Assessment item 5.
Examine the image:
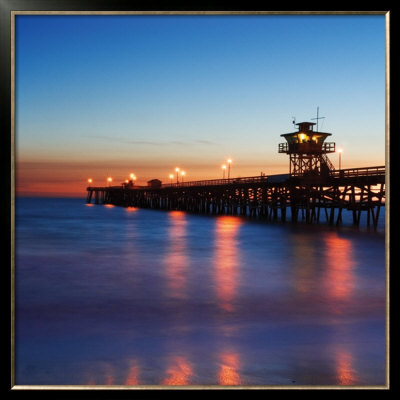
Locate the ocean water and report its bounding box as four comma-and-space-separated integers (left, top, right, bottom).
14, 197, 387, 387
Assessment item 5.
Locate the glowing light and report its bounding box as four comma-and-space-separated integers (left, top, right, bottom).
130, 173, 136, 179
163, 356, 193, 385
222, 164, 226, 169
214, 216, 242, 312
165, 211, 188, 299
336, 349, 357, 385
87, 178, 93, 184
226, 159, 232, 179
338, 149, 343, 169
299, 133, 306, 142
175, 167, 180, 172
125, 361, 140, 385
218, 352, 241, 385
323, 233, 355, 307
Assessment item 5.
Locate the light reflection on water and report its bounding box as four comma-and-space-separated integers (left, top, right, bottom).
164, 211, 190, 300
214, 216, 242, 313
335, 348, 357, 386
15, 198, 386, 386
323, 233, 356, 305
162, 356, 193, 385
218, 352, 241, 386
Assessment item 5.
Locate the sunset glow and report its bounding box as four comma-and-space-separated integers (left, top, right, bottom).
14, 14, 385, 197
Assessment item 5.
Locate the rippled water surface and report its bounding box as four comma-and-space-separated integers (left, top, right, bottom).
15, 197, 386, 386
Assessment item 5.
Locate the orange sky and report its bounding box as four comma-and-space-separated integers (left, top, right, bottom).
15, 150, 385, 198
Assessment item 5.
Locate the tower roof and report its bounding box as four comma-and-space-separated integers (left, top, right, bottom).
281, 121, 331, 138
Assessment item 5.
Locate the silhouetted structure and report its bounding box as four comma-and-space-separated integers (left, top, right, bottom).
147, 179, 162, 188
86, 124, 385, 229
279, 121, 335, 178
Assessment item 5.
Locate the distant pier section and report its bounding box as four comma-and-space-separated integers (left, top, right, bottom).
86, 122, 385, 229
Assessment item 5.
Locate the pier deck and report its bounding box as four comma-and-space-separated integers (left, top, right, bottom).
86, 166, 385, 229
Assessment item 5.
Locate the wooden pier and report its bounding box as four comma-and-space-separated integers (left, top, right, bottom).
86, 121, 385, 229
86, 165, 385, 229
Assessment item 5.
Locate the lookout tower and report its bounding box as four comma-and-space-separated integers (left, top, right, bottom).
278, 122, 336, 177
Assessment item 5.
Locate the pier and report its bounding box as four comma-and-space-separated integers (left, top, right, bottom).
86, 122, 385, 229
86, 166, 385, 229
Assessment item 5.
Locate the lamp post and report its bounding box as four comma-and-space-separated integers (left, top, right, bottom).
227, 158, 232, 180
222, 164, 226, 179
338, 149, 343, 170
175, 167, 180, 184
88, 178, 93, 186
107, 177, 112, 186
181, 170, 185, 183
169, 174, 174, 184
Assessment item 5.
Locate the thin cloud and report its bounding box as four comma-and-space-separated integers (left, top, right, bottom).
84, 135, 218, 147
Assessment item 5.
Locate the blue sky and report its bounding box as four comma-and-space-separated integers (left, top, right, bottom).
15, 14, 386, 195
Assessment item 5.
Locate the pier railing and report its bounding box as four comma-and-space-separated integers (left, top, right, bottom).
161, 174, 290, 188
87, 166, 385, 192
158, 166, 384, 188
329, 165, 385, 179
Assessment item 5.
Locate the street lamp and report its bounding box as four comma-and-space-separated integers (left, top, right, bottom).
227, 158, 232, 179
338, 149, 343, 170
88, 178, 93, 186
169, 174, 174, 184
181, 170, 185, 183
107, 177, 113, 186
222, 164, 226, 179
175, 167, 180, 184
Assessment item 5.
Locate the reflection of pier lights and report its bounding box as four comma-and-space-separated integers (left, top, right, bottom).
279, 121, 335, 177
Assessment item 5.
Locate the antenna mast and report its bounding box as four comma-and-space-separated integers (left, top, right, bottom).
311, 106, 325, 132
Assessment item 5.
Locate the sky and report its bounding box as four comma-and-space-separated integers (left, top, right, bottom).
15, 13, 386, 197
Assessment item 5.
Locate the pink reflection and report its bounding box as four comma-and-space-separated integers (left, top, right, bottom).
218, 352, 241, 385
125, 360, 140, 385
323, 233, 356, 303
164, 211, 189, 299
214, 216, 242, 312
336, 348, 357, 385
162, 356, 193, 385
